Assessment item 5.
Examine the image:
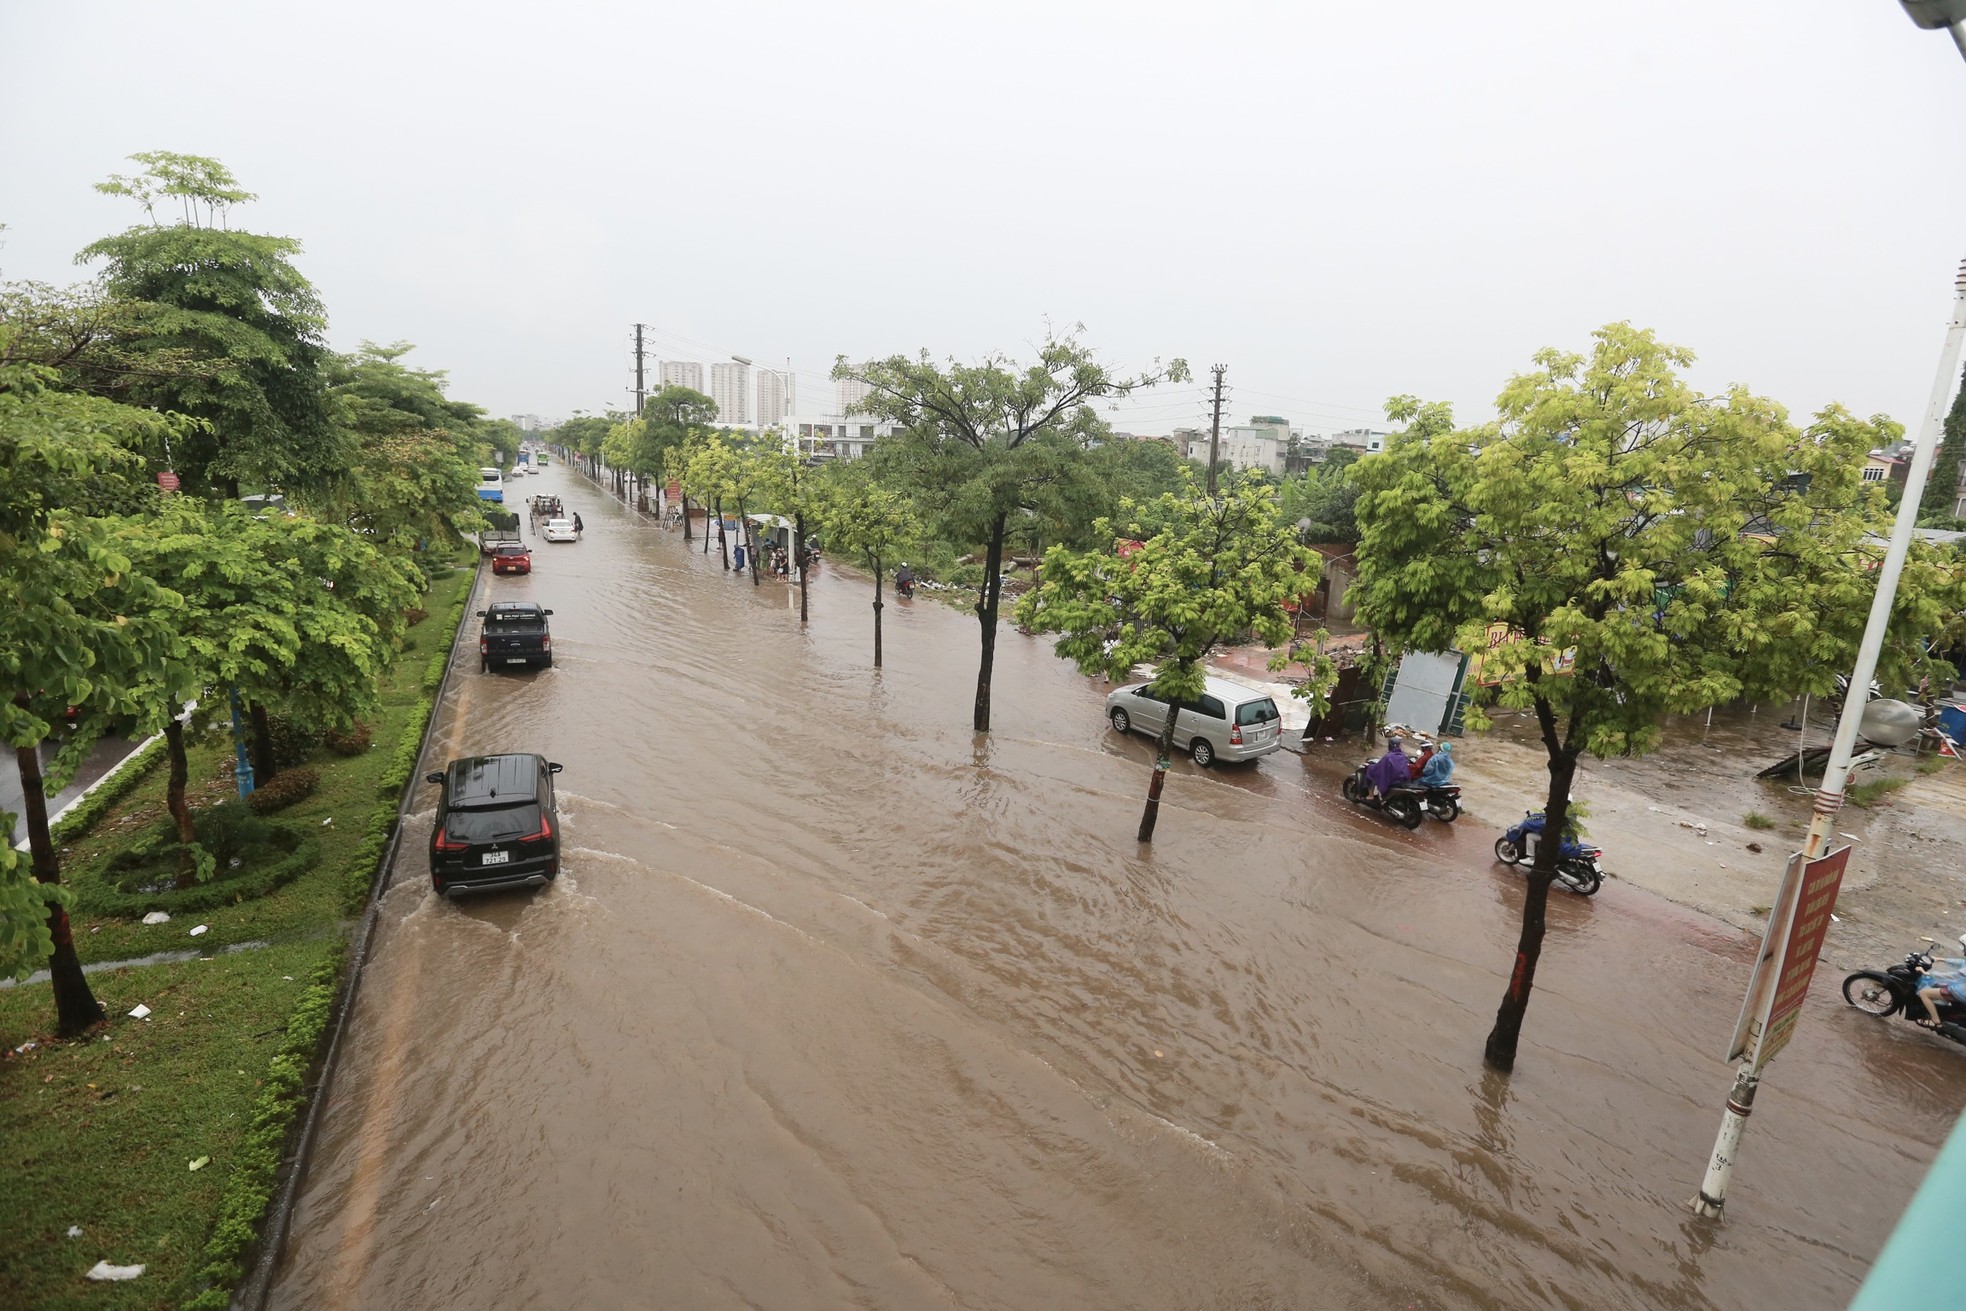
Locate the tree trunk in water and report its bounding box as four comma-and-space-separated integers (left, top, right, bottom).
164, 718, 197, 888
1483, 750, 1578, 1071
1136, 700, 1183, 842
248, 700, 278, 784
681, 493, 693, 541
741, 500, 760, 586
795, 513, 809, 624
873, 554, 885, 668
12, 697, 104, 1036
715, 498, 728, 568
972, 513, 1008, 733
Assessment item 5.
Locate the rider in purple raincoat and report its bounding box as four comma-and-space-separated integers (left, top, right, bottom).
1366, 737, 1411, 798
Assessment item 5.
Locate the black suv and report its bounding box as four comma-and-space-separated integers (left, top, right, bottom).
425, 753, 564, 897
478, 601, 553, 671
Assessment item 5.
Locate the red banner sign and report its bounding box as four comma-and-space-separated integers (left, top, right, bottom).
156, 470, 181, 492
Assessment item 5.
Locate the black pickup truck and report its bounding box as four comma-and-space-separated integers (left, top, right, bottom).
478, 601, 554, 671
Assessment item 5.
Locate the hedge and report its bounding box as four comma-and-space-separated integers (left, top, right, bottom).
180, 942, 347, 1310
80, 827, 321, 919
48, 734, 168, 849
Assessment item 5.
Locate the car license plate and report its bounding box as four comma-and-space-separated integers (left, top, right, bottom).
482, 850, 510, 865
506, 657, 527, 664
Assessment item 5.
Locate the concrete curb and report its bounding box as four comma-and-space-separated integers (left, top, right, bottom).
232, 556, 482, 1311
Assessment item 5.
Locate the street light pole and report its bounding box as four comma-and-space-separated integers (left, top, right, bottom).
1797, 261, 1966, 860
1691, 259, 1966, 1220
1900, 0, 1966, 62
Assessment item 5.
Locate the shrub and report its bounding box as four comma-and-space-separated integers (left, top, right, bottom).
944, 562, 987, 590
264, 713, 322, 768
85, 815, 318, 916
323, 721, 373, 756
403, 605, 430, 626
247, 766, 319, 815
1743, 811, 1776, 830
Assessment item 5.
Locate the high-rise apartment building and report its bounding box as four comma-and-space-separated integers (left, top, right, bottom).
836, 377, 873, 416
659, 360, 704, 392
710, 362, 751, 425
756, 369, 794, 428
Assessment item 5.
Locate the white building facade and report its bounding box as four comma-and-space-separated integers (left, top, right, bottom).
756, 369, 794, 428
710, 362, 751, 425
659, 360, 704, 392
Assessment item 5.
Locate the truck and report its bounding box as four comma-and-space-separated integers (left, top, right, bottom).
477, 509, 522, 554
477, 602, 554, 671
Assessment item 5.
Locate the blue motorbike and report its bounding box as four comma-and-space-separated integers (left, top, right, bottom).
1493, 811, 1603, 896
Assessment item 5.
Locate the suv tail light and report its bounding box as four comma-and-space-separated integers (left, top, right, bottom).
434, 827, 471, 852
479, 637, 487, 654
520, 814, 554, 844
541, 636, 551, 651
1230, 724, 1244, 745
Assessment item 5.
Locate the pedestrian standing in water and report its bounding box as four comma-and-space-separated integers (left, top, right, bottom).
573, 512, 584, 536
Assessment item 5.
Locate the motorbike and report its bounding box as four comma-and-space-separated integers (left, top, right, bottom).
1420, 783, 1461, 823
895, 576, 915, 599
1842, 936, 1966, 1045
1493, 811, 1603, 895
1340, 761, 1425, 830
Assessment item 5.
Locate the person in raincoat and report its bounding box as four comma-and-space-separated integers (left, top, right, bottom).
1419, 740, 1455, 788
1365, 736, 1411, 798
1915, 956, 1966, 1029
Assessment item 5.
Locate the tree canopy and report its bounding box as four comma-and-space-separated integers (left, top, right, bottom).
835, 331, 1189, 731
77, 153, 342, 497
1349, 322, 1964, 1069
1017, 472, 1326, 839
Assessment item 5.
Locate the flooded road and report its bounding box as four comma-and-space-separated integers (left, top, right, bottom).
269, 465, 1964, 1310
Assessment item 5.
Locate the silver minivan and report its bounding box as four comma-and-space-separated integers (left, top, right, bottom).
1104, 675, 1284, 765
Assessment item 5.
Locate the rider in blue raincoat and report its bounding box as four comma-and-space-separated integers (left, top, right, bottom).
1418, 740, 1455, 788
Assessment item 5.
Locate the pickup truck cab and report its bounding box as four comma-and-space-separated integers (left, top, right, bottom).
478, 601, 554, 671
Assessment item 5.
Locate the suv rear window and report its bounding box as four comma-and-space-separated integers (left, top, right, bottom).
1236, 698, 1280, 726
1192, 695, 1227, 720
446, 803, 543, 843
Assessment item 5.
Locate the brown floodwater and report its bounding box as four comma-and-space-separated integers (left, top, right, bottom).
267, 466, 1965, 1311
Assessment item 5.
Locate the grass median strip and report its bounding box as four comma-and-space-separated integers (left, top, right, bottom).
0, 553, 474, 1310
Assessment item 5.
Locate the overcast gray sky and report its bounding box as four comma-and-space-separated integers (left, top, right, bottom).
5, 1, 1964, 439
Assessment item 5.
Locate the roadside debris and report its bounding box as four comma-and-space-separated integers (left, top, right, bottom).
188, 925, 208, 937
127, 1004, 151, 1020
140, 911, 170, 925
188, 1155, 210, 1172
85, 1261, 144, 1281
65, 1226, 82, 1239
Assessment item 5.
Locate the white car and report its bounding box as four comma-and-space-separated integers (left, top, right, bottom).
1104, 675, 1284, 765
541, 518, 579, 542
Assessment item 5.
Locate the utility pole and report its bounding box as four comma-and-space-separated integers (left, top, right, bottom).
632, 323, 648, 416
1206, 364, 1227, 495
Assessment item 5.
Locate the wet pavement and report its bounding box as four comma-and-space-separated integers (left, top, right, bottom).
5, 732, 142, 850
266, 465, 1965, 1311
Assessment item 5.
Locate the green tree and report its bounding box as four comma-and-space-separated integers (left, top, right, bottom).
78, 152, 343, 499
305, 342, 486, 563
117, 501, 301, 883
1279, 456, 1362, 545
1918, 361, 1966, 527
0, 348, 191, 1032
231, 514, 421, 781
753, 442, 827, 622
835, 333, 1188, 731
1016, 472, 1327, 840
1349, 324, 1951, 1071
815, 462, 923, 665
677, 431, 738, 567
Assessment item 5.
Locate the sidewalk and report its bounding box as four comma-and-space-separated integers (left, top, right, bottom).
1201, 636, 1966, 968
